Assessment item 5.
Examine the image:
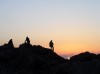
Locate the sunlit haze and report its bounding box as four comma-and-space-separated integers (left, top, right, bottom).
0, 0, 100, 58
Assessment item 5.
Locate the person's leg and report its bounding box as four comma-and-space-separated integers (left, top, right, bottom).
52, 46, 54, 51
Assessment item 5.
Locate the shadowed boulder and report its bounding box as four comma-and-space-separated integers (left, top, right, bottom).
0, 43, 67, 74
70, 51, 97, 62
0, 43, 100, 74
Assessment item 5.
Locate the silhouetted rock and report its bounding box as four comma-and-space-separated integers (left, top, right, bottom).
0, 43, 67, 74
19, 43, 32, 48
0, 43, 100, 74
70, 51, 97, 62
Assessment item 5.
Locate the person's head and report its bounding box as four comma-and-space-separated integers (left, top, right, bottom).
26, 36, 28, 38
10, 39, 12, 41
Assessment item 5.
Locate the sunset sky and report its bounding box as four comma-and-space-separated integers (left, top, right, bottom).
0, 0, 100, 58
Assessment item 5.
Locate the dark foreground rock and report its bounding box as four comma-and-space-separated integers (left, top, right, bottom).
0, 43, 67, 74
0, 43, 100, 74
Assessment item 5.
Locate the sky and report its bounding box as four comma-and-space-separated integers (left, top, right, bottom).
0, 0, 100, 58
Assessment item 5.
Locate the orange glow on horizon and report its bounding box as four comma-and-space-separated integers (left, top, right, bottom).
54, 43, 100, 57
0, 39, 100, 57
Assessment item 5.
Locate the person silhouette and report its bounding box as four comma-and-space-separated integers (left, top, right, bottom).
25, 37, 30, 44
8, 39, 14, 48
49, 40, 54, 51
8, 39, 13, 44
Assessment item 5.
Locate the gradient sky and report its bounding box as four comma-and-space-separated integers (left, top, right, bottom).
0, 0, 100, 58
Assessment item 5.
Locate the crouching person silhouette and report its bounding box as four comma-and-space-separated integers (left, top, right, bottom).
49, 40, 54, 51
25, 37, 30, 44
8, 39, 14, 48
23, 37, 31, 48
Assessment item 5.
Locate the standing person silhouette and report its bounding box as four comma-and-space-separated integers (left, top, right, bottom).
49, 40, 54, 51
25, 37, 30, 44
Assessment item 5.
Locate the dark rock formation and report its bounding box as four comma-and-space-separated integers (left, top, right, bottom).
0, 43, 100, 74
0, 43, 67, 74
70, 51, 97, 62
